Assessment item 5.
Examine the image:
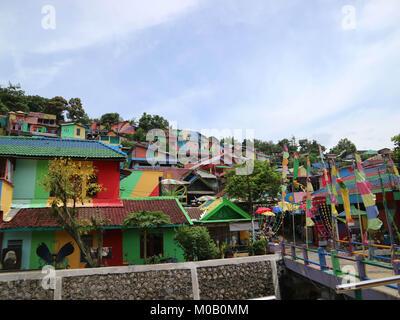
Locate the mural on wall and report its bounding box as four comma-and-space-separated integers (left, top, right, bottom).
36, 242, 74, 268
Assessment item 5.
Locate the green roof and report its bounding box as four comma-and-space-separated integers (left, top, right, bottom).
200, 198, 251, 222
0, 136, 126, 160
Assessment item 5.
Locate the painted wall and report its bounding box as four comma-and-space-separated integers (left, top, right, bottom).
0, 180, 13, 216
2, 231, 32, 270
61, 125, 86, 139
93, 161, 121, 203
122, 228, 184, 265
55, 230, 84, 269
29, 230, 55, 269
11, 159, 121, 208
120, 171, 161, 198
102, 229, 123, 266
13, 159, 37, 200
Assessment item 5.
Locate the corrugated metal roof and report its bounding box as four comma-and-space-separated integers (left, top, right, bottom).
0, 136, 126, 160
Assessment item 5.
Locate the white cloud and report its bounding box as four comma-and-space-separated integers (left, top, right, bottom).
34, 0, 204, 54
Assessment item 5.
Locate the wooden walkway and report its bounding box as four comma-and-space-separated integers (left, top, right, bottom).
287, 245, 400, 298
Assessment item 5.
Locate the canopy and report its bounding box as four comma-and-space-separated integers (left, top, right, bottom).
338, 205, 367, 217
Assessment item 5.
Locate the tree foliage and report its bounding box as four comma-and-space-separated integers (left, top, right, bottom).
100, 112, 121, 130
138, 112, 169, 132
66, 98, 90, 124
329, 138, 357, 158
224, 160, 281, 203
392, 134, 400, 164
174, 226, 219, 261
122, 210, 171, 264
39, 158, 106, 268
44, 96, 69, 122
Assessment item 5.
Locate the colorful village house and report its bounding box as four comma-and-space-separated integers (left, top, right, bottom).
127, 141, 180, 168
0, 136, 125, 269
185, 198, 253, 254
6, 111, 60, 138
60, 122, 87, 140
0, 197, 192, 269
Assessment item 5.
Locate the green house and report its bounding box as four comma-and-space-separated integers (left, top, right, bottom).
185, 198, 252, 249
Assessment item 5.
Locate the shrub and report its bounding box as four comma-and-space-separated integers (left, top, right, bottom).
248, 239, 267, 256
174, 226, 219, 261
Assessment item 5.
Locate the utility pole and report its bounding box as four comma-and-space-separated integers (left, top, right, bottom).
247, 164, 255, 241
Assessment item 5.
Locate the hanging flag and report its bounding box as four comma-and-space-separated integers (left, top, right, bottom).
354, 153, 382, 231
306, 156, 314, 227
337, 177, 354, 225
293, 152, 299, 180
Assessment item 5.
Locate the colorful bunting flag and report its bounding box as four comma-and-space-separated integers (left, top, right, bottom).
354, 153, 382, 231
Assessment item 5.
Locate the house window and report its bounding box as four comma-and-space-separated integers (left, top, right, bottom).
76, 128, 81, 136
140, 233, 163, 258
0, 159, 14, 183
80, 235, 94, 263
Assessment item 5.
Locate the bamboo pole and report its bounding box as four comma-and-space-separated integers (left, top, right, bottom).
353, 159, 366, 253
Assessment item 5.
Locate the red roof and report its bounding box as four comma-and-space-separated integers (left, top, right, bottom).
185, 207, 203, 221
0, 199, 190, 230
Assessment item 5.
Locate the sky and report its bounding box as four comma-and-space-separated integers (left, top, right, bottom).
0, 0, 399, 150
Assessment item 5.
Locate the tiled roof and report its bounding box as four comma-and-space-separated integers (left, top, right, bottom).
0, 136, 126, 160
0, 198, 191, 230
185, 207, 203, 221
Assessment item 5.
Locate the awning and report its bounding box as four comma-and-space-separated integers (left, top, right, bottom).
229, 222, 259, 232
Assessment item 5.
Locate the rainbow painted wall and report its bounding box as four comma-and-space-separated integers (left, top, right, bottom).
11, 159, 122, 209
120, 171, 162, 198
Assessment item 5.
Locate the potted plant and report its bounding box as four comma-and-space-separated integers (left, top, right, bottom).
318, 234, 327, 247
122, 253, 129, 266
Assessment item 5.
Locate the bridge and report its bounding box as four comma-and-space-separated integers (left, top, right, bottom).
277, 240, 400, 300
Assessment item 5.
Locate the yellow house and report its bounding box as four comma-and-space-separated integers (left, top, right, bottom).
60, 123, 86, 140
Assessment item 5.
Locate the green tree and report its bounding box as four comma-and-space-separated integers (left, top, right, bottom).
138, 112, 169, 132
0, 82, 29, 112
330, 138, 357, 158
44, 96, 68, 121
66, 98, 90, 124
174, 226, 219, 261
122, 210, 171, 264
26, 95, 48, 113
39, 158, 106, 268
391, 134, 400, 165
224, 160, 281, 203
100, 112, 121, 130
131, 127, 147, 142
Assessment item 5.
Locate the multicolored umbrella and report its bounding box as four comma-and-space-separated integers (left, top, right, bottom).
161, 179, 189, 185
197, 196, 216, 202
255, 207, 272, 214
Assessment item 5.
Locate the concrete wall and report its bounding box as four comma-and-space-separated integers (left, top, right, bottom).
0, 254, 281, 300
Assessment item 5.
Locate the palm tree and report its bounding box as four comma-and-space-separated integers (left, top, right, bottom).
122, 210, 171, 264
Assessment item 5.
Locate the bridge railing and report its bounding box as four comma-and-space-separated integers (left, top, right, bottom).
334, 239, 400, 262
280, 242, 400, 294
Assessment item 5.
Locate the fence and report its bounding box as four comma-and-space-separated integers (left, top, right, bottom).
281, 241, 400, 298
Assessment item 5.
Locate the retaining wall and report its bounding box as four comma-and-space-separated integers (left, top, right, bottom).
0, 254, 281, 300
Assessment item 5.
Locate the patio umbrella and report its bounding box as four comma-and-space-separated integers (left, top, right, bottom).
160, 179, 188, 185
255, 207, 271, 214
197, 196, 216, 202
272, 206, 282, 214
